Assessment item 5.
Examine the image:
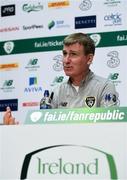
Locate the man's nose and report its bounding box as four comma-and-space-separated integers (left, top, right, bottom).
63, 54, 71, 63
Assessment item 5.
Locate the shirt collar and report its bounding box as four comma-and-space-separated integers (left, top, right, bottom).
67, 70, 94, 86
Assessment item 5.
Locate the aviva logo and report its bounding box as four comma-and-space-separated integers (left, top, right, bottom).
24, 77, 43, 93
20, 144, 118, 179
29, 77, 37, 86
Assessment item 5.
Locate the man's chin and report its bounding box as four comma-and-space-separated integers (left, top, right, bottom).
64, 72, 72, 77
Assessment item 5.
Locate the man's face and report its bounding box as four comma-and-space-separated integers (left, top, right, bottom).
62, 43, 92, 78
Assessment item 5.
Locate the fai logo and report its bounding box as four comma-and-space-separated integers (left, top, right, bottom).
30, 112, 42, 122
90, 34, 101, 46
85, 96, 95, 107
3, 41, 14, 54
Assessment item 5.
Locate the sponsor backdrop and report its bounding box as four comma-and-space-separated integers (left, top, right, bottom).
0, 1, 127, 179
0, 0, 127, 123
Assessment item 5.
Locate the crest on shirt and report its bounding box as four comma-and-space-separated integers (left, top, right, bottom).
85, 96, 96, 107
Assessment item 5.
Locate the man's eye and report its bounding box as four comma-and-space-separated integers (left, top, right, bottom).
72, 53, 77, 55
63, 52, 67, 56
70, 53, 77, 56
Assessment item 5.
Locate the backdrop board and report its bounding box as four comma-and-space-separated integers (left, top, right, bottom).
0, 0, 127, 123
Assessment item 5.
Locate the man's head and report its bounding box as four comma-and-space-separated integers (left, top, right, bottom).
62, 33, 95, 84
63, 32, 95, 55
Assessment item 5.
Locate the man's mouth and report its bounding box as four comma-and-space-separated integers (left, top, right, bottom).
64, 65, 72, 69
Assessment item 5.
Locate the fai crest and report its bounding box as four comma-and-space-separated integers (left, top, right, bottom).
90, 34, 101, 46
3, 41, 14, 54
85, 96, 95, 107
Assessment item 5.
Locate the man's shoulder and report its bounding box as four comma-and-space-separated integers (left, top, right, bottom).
89, 72, 114, 89
91, 73, 110, 84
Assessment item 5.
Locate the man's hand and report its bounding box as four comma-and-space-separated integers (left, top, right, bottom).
3, 107, 19, 125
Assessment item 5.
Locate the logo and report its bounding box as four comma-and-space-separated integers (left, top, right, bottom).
0, 63, 18, 71
22, 3, 43, 13
1, 4, 15, 17
29, 77, 37, 86
3, 41, 14, 54
24, 77, 43, 93
51, 76, 64, 86
52, 55, 63, 71
22, 102, 39, 107
104, 0, 121, 7
104, 94, 118, 106
48, 21, 55, 29
75, 15, 96, 29
48, 1, 70, 8
20, 144, 118, 179
25, 58, 40, 71
0, 26, 19, 33
0, 80, 15, 92
104, 13, 122, 26
48, 20, 70, 30
79, 0, 92, 11
108, 73, 119, 81
3, 80, 13, 87
30, 112, 42, 122
108, 73, 121, 86
107, 51, 120, 68
0, 99, 18, 112
90, 34, 101, 46
85, 96, 95, 107
23, 24, 44, 30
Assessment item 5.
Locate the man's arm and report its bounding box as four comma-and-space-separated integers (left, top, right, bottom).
100, 81, 119, 107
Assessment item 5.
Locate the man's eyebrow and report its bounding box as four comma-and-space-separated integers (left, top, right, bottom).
63, 50, 78, 53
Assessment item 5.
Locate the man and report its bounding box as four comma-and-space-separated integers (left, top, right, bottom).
51, 32, 118, 108
3, 32, 118, 124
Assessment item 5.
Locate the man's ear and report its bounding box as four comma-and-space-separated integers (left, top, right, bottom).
87, 54, 94, 65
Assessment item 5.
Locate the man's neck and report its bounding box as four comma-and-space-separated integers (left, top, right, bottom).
71, 70, 90, 86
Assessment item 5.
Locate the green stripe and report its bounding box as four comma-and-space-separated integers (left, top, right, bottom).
25, 107, 127, 124
0, 30, 127, 55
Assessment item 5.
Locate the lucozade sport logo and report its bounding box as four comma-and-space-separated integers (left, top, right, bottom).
20, 144, 118, 179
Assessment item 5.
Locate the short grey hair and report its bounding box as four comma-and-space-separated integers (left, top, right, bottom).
63, 32, 95, 55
